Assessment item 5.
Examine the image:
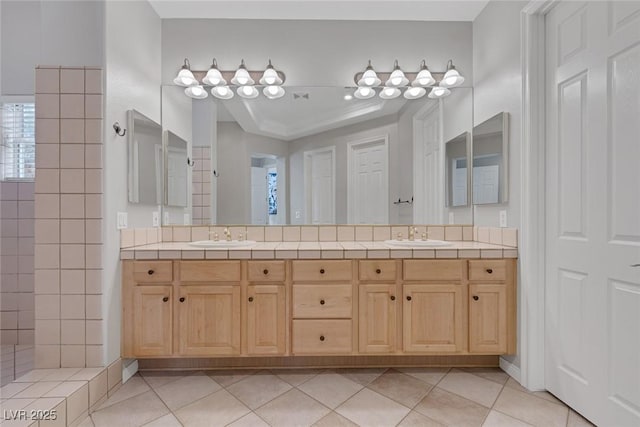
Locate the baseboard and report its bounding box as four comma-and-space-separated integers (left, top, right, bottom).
500, 356, 521, 383
122, 359, 139, 383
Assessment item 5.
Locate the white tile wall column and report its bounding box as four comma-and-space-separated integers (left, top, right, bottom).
34, 66, 104, 368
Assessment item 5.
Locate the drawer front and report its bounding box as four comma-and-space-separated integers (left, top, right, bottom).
292, 260, 352, 282
292, 320, 352, 354
468, 260, 507, 281
248, 261, 286, 282
293, 285, 352, 318
403, 260, 463, 281
359, 260, 397, 282
180, 261, 241, 282
133, 261, 173, 283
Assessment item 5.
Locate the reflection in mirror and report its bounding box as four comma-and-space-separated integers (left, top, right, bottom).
165, 131, 189, 207
445, 132, 470, 207
127, 110, 162, 205
473, 112, 508, 205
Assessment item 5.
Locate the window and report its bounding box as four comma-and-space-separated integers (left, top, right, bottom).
1, 103, 36, 181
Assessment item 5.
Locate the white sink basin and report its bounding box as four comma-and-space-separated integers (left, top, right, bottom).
384, 239, 452, 248
189, 240, 257, 248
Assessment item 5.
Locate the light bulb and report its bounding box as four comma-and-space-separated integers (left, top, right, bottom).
259, 60, 284, 86
231, 60, 255, 86
242, 86, 253, 96
440, 61, 464, 88
237, 85, 259, 99
184, 85, 208, 99
173, 68, 197, 87
267, 86, 279, 95
263, 85, 285, 99
380, 87, 401, 99
344, 94, 353, 100
211, 86, 234, 99
428, 86, 451, 98
357, 61, 381, 87
202, 59, 226, 86
412, 61, 436, 87
403, 87, 426, 99
354, 87, 375, 99
386, 62, 409, 87
364, 76, 375, 86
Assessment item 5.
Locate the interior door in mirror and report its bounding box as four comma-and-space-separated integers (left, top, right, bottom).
473, 112, 509, 205
128, 110, 163, 205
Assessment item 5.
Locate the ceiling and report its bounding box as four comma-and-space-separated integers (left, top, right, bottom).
149, 0, 490, 21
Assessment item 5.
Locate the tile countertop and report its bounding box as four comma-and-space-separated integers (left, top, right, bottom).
120, 241, 518, 260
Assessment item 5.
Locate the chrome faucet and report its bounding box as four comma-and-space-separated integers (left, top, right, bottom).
209, 231, 219, 241
409, 226, 418, 241
223, 227, 232, 241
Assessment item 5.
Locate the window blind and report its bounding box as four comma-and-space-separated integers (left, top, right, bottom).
1, 103, 35, 181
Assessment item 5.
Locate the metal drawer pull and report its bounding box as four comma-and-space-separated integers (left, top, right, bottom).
148, 269, 154, 275
319, 335, 325, 341
263, 269, 269, 275
162, 297, 169, 302
486, 268, 493, 274
390, 295, 396, 301
406, 296, 412, 301
248, 297, 254, 302
376, 268, 381, 274
320, 268, 325, 274
320, 299, 325, 305
473, 295, 479, 301
179, 297, 185, 302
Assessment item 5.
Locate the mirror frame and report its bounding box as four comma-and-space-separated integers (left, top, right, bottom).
472, 111, 509, 205
164, 130, 190, 208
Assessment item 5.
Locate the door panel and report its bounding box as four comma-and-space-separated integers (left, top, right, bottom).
359, 284, 397, 353
349, 139, 389, 224
132, 286, 172, 356
247, 285, 286, 355
469, 284, 507, 354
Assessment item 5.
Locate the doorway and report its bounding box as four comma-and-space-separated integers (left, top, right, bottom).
347, 135, 389, 224
303, 146, 336, 224
413, 102, 443, 223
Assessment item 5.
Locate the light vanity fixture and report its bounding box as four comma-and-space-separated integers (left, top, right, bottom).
173, 58, 286, 100
351, 59, 465, 100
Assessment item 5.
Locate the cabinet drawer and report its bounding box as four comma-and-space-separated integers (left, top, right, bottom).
292, 260, 352, 282
180, 261, 241, 282
468, 260, 507, 281
359, 260, 397, 282
292, 320, 352, 354
403, 260, 463, 281
293, 285, 352, 318
248, 261, 285, 282
133, 261, 173, 283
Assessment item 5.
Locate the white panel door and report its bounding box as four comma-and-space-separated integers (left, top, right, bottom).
545, 2, 640, 426
349, 138, 389, 224
306, 148, 335, 224
250, 166, 267, 225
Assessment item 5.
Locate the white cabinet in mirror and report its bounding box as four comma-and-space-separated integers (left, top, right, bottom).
160, 85, 475, 225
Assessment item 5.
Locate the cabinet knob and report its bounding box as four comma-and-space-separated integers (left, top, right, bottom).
263, 269, 269, 275
162, 297, 169, 302
320, 268, 325, 274
248, 297, 254, 302
319, 335, 325, 341
406, 296, 412, 301
473, 295, 479, 301
320, 299, 325, 305
376, 268, 381, 274
486, 268, 493, 274
390, 295, 396, 301
179, 297, 185, 302
147, 269, 154, 275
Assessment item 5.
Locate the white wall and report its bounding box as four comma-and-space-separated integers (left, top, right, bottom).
103, 0, 161, 365
0, 0, 104, 96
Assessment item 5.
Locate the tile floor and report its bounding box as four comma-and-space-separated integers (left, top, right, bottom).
77, 367, 594, 427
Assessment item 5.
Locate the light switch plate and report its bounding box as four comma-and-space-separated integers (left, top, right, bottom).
449, 212, 455, 224
499, 210, 508, 227
117, 212, 128, 229
152, 211, 160, 227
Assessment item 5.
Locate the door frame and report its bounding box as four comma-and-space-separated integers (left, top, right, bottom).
517, 0, 557, 391
303, 146, 336, 224
346, 134, 390, 224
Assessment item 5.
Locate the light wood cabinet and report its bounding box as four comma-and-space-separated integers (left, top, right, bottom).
246, 285, 286, 355
469, 284, 507, 353
358, 284, 397, 353
403, 284, 464, 353
178, 285, 241, 356
132, 285, 173, 356
293, 284, 352, 318
292, 319, 352, 354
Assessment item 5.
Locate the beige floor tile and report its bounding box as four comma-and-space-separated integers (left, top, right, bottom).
336, 388, 411, 427
504, 377, 528, 392
256, 389, 330, 427
335, 368, 387, 386
298, 372, 363, 409
273, 368, 322, 386
437, 369, 504, 407
206, 369, 258, 387
397, 410, 445, 427
0, 382, 31, 399
140, 371, 187, 390
312, 411, 359, 427
462, 368, 511, 385
493, 386, 568, 427
142, 413, 183, 427
154, 372, 221, 411
91, 390, 169, 427
226, 371, 292, 410
174, 389, 250, 427
482, 410, 533, 426
97, 375, 150, 410
567, 409, 595, 427
504, 377, 567, 406
414, 387, 490, 426
367, 370, 434, 408
397, 367, 449, 385
227, 412, 270, 427
14, 381, 61, 398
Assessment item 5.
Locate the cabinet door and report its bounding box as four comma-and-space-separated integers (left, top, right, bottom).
247, 285, 286, 355
178, 285, 241, 356
403, 284, 464, 353
469, 284, 507, 353
132, 285, 173, 356
359, 284, 397, 353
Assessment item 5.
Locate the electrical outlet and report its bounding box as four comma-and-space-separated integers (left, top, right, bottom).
499, 210, 508, 227
152, 211, 160, 227
295, 210, 301, 219
164, 212, 170, 225
117, 212, 128, 229
449, 212, 455, 224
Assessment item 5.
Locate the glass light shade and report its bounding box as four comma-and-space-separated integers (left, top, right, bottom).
354, 87, 375, 99
203, 68, 225, 86
357, 62, 381, 87
413, 69, 436, 87
263, 85, 285, 99
379, 87, 401, 99
259, 61, 283, 86
184, 85, 208, 99
386, 69, 409, 87
237, 85, 259, 99
428, 86, 451, 99
441, 69, 464, 88
173, 68, 198, 87
343, 94, 353, 101
403, 86, 426, 99
231, 61, 255, 86
211, 85, 234, 99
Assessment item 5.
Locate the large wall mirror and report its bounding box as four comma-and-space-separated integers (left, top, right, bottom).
127, 110, 163, 205
473, 112, 509, 205
160, 85, 474, 225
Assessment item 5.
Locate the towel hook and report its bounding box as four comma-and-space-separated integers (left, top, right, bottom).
113, 122, 126, 137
